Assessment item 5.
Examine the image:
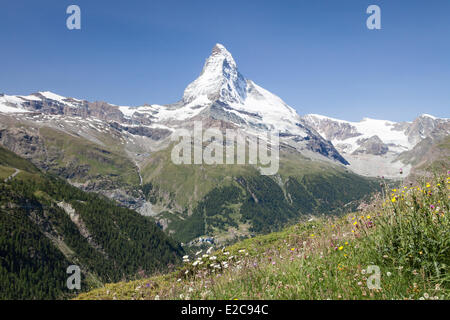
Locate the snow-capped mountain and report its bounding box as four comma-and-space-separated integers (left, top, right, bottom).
302, 114, 450, 178
0, 44, 346, 165
118, 44, 315, 136
1, 43, 448, 182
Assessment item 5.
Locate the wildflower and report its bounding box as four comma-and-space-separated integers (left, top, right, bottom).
361, 269, 366, 275
185, 270, 189, 275
290, 248, 295, 251
182, 255, 189, 260
423, 293, 429, 299
338, 246, 344, 251
366, 215, 371, 219
391, 197, 397, 203
154, 295, 160, 300
310, 234, 315, 237
345, 242, 348, 245
386, 272, 392, 277
353, 221, 357, 225
419, 251, 423, 255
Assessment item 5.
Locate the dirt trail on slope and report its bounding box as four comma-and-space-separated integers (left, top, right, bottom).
3, 168, 20, 182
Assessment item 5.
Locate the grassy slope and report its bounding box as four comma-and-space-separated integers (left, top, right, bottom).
77, 172, 449, 300
398, 136, 450, 179
38, 127, 140, 187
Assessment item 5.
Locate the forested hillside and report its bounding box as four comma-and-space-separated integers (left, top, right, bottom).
0, 146, 183, 299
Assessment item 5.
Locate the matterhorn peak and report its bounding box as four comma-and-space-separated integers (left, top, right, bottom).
209, 43, 236, 68
182, 43, 247, 105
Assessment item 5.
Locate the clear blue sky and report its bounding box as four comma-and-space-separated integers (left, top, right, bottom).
1, 0, 449, 121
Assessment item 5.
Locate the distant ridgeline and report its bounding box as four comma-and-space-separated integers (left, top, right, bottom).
0, 146, 183, 299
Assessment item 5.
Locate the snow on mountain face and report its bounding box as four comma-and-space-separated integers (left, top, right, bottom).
302, 114, 450, 178
0, 95, 32, 113
303, 114, 413, 154
180, 44, 304, 135
183, 43, 247, 105
0, 91, 85, 114
119, 44, 308, 137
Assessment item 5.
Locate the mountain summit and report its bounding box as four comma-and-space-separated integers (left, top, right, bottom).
183, 43, 247, 105
176, 44, 311, 138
